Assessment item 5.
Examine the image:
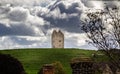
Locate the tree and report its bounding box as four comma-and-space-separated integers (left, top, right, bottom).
0, 53, 26, 74
81, 6, 120, 69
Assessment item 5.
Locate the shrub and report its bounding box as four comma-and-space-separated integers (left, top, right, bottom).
52, 61, 66, 74
0, 53, 26, 74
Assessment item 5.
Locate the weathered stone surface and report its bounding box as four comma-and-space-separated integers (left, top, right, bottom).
70, 57, 94, 74
43, 64, 55, 74
52, 30, 64, 48
116, 69, 120, 74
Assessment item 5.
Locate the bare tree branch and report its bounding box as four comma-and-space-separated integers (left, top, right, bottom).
81, 6, 120, 69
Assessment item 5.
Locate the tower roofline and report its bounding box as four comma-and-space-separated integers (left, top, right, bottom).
52, 29, 64, 34
52, 30, 57, 35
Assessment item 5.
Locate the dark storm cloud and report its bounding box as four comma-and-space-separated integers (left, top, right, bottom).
0, 23, 38, 36
42, 14, 82, 33
37, 0, 85, 33
49, 1, 81, 14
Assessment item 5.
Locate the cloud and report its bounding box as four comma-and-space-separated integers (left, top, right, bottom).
0, 0, 100, 37
0, 6, 45, 36
64, 32, 88, 48
65, 32, 97, 49
0, 6, 10, 14
0, 22, 44, 36
37, 0, 86, 33
0, 36, 18, 49
0, 0, 119, 49
0, 0, 55, 6
8, 7, 29, 22
0, 36, 50, 50
81, 0, 120, 10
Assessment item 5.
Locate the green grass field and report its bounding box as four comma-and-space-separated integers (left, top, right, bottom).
0, 48, 107, 74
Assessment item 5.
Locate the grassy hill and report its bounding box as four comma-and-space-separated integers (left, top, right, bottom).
0, 48, 106, 74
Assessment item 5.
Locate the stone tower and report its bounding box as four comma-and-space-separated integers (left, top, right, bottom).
52, 30, 64, 48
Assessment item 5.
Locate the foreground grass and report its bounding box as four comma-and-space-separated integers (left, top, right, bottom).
0, 48, 106, 74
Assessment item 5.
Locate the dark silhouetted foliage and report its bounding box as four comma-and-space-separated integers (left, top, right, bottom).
0, 53, 26, 74
37, 67, 43, 74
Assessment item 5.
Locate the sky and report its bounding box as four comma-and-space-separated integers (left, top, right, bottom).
0, 0, 119, 50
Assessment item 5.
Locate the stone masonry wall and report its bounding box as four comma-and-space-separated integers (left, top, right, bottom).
52, 30, 64, 48
71, 62, 94, 74
43, 65, 55, 74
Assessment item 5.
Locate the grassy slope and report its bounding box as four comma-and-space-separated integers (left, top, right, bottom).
0, 48, 103, 74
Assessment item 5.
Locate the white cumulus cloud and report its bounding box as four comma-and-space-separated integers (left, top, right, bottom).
0, 0, 119, 50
